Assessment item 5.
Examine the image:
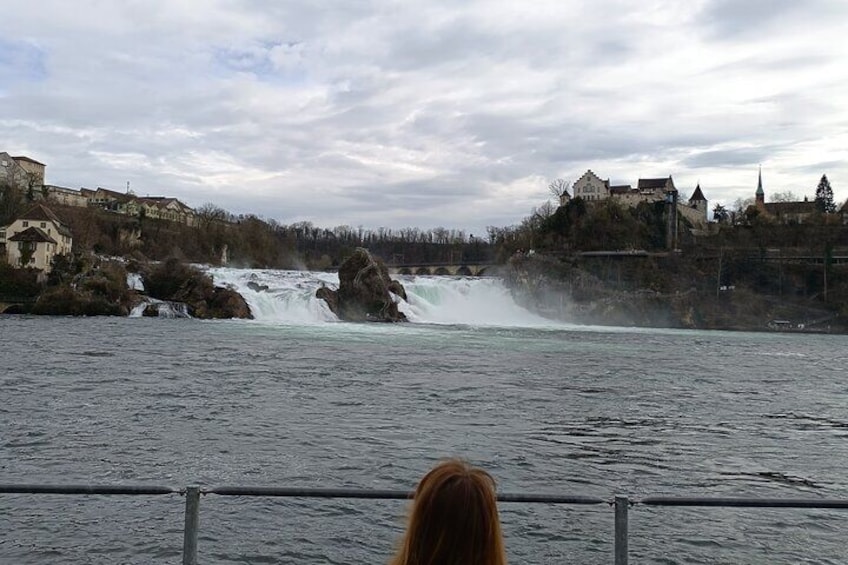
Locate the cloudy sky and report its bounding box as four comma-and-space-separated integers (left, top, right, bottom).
3, 0, 847, 235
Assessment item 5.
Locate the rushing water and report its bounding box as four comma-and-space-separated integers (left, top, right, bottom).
2, 269, 848, 564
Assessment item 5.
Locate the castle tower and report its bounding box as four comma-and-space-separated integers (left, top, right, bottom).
755, 166, 765, 209
689, 183, 708, 218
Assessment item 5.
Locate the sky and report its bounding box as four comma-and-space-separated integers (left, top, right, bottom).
2, 0, 848, 236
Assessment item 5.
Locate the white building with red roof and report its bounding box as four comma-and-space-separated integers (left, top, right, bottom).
1, 203, 73, 272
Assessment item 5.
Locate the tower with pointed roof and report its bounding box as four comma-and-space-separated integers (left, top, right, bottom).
688, 183, 708, 222
755, 166, 765, 209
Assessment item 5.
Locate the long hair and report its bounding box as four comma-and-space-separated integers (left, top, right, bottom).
389, 458, 507, 565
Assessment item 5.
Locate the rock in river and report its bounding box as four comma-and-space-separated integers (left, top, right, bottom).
316, 248, 407, 322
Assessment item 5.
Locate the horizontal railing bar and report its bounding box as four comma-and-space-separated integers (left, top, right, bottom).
0, 484, 177, 495
4, 485, 848, 511
500, 493, 605, 505
640, 496, 848, 509
206, 486, 605, 505
208, 487, 412, 499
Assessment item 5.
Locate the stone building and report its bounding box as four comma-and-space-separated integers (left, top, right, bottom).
11, 155, 46, 186
570, 169, 709, 226
0, 152, 43, 192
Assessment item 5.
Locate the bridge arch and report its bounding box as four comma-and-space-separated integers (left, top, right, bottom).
386, 262, 496, 277
456, 266, 472, 276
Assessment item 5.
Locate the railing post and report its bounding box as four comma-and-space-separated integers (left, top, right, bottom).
182, 486, 200, 565
614, 495, 628, 565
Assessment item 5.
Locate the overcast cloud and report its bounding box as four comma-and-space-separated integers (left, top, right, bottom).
3, 0, 847, 234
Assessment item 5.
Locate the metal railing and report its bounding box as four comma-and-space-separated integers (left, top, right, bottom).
3, 484, 848, 565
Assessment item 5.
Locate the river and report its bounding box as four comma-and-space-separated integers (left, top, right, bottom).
2, 269, 847, 564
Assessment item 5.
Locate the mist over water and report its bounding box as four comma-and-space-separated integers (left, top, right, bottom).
4, 267, 848, 564
207, 268, 559, 328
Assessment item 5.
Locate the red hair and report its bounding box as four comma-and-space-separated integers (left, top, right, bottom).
390, 459, 507, 565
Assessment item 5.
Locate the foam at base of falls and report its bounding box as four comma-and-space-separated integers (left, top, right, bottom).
205, 267, 559, 328
400, 277, 553, 326
129, 298, 191, 318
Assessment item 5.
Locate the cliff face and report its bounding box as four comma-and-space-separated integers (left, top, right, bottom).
503, 252, 847, 333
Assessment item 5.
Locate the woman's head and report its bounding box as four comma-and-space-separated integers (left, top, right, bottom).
391, 458, 507, 565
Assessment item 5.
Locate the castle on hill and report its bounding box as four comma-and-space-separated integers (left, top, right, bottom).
561, 169, 709, 228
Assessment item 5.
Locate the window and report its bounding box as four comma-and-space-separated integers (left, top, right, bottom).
41, 222, 46, 228
22, 221, 29, 227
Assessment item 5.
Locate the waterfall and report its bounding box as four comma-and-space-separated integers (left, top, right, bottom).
205, 267, 558, 328
129, 298, 191, 318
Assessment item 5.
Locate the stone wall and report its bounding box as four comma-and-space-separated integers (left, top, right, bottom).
0, 152, 30, 190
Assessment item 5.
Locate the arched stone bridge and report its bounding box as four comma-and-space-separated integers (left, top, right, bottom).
386, 262, 497, 276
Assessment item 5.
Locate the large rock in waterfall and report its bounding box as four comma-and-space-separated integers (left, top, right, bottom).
141, 258, 253, 319
317, 248, 407, 322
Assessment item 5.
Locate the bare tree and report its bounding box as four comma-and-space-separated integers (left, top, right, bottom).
770, 190, 800, 203
548, 178, 571, 204
196, 202, 229, 229
730, 197, 755, 225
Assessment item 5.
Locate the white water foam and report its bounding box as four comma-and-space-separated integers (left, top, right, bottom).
400, 276, 554, 327
205, 267, 559, 328
207, 268, 339, 325
126, 273, 144, 291
129, 298, 191, 318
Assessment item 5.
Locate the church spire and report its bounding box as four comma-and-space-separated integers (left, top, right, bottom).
755, 166, 765, 207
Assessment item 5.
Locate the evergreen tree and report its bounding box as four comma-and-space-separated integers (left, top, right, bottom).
815, 174, 836, 213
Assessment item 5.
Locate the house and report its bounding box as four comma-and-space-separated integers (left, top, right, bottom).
1, 203, 73, 272
84, 187, 197, 226
762, 200, 818, 223
136, 197, 196, 225
86, 186, 135, 211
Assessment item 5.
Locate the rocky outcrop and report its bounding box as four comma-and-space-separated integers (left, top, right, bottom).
31, 260, 134, 316
142, 258, 252, 319
316, 248, 407, 322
